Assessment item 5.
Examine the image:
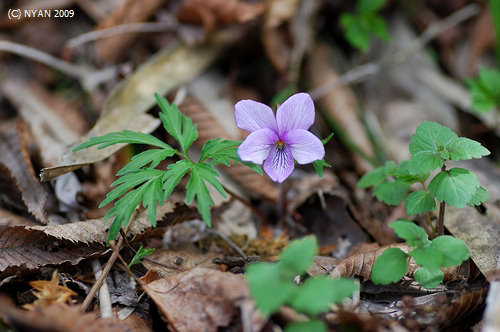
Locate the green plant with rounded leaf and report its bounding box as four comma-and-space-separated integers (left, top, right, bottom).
340, 0, 391, 52
372, 220, 469, 289
466, 67, 500, 128
358, 121, 490, 236
245, 236, 358, 332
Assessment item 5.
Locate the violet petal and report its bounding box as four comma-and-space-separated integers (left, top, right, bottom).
234, 100, 278, 132
263, 144, 294, 183
238, 128, 277, 164
276, 93, 315, 135
283, 129, 325, 164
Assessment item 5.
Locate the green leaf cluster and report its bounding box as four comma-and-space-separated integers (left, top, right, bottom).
357, 121, 490, 215
245, 236, 358, 332
312, 133, 334, 178
372, 220, 470, 288
466, 67, 500, 112
74, 93, 261, 242
340, 0, 390, 52
128, 245, 155, 268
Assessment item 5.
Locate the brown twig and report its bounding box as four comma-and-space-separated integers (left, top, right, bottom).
0, 40, 116, 92
80, 220, 134, 313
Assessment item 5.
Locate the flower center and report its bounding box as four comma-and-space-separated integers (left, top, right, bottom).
277, 139, 285, 150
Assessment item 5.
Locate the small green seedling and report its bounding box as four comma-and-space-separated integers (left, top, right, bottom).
372, 220, 469, 289
358, 121, 490, 235
245, 236, 358, 332
128, 245, 155, 269
74, 93, 262, 242
466, 67, 500, 127
340, 0, 391, 52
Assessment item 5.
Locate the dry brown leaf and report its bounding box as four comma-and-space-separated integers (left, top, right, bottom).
179, 96, 280, 201
0, 208, 38, 227
261, 0, 300, 75
0, 300, 146, 332
177, 0, 264, 37
467, 8, 495, 75
142, 267, 252, 332
436, 286, 488, 329
329, 243, 467, 282
41, 30, 240, 182
23, 270, 77, 310
0, 202, 184, 278
142, 249, 220, 276
0, 120, 48, 223
0, 80, 85, 167
306, 43, 374, 173
95, 0, 165, 62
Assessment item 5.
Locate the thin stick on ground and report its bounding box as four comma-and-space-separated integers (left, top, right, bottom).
80, 220, 134, 313
0, 40, 116, 91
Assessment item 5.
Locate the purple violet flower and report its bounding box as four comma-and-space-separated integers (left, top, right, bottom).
235, 92, 325, 183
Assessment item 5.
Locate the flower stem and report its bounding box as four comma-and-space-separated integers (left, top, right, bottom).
221, 184, 271, 225
436, 164, 447, 236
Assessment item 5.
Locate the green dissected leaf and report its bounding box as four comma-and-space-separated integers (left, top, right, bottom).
430, 236, 470, 267
389, 220, 430, 247
105, 170, 164, 241
366, 14, 390, 40
117, 148, 176, 175
358, 0, 387, 13
99, 169, 164, 241
372, 248, 408, 285
155, 93, 198, 153
408, 151, 444, 175
128, 245, 155, 268
429, 168, 480, 208
340, 13, 371, 52
358, 161, 400, 189
163, 160, 193, 201
289, 277, 357, 315
279, 236, 318, 278
201, 139, 263, 174
245, 263, 296, 316
186, 163, 226, 227
373, 179, 410, 205
414, 267, 444, 289
467, 186, 490, 206
446, 137, 490, 161
199, 139, 239, 165
313, 159, 332, 178
409, 247, 443, 270
405, 191, 436, 216
285, 320, 327, 332
73, 130, 173, 151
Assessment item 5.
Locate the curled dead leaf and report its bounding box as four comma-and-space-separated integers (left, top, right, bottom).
0, 119, 47, 223
23, 270, 77, 310
177, 0, 264, 37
